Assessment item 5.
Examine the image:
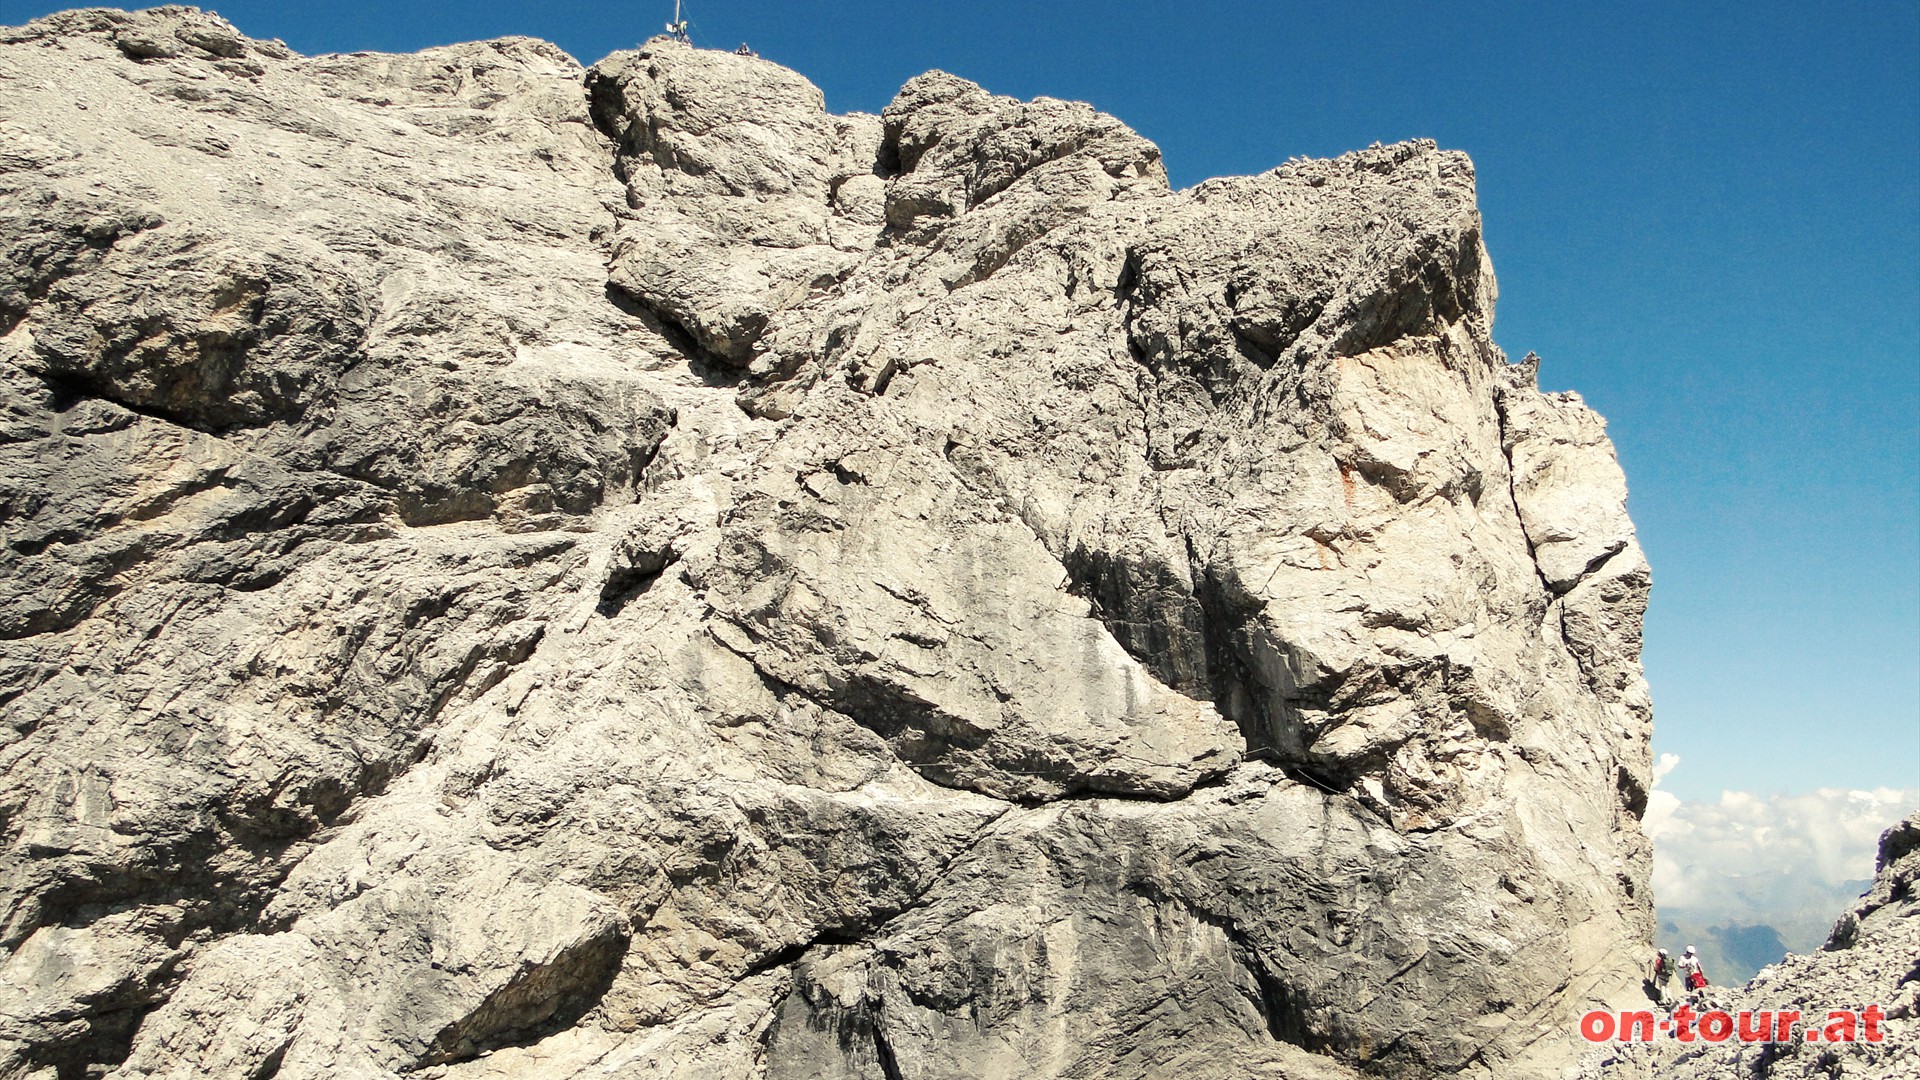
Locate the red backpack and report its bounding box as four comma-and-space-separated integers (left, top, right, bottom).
1686, 971, 1708, 991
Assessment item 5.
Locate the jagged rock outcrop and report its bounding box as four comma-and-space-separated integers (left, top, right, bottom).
1580, 812, 1920, 1080
0, 7, 1658, 1078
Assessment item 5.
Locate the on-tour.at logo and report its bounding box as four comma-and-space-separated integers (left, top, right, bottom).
1579, 1005, 1887, 1044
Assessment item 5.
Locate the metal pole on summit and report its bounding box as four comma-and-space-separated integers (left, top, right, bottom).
667, 0, 691, 43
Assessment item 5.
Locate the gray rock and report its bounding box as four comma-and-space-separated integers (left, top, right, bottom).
0, 7, 1672, 1078
591, 42, 868, 366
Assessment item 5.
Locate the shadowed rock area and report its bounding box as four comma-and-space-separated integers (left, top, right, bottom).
1, 7, 1661, 1078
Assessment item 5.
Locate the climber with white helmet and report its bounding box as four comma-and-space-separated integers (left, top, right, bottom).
1678, 945, 1709, 1003
1649, 947, 1675, 1006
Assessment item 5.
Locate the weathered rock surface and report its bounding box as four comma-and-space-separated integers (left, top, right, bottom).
1580, 812, 1920, 1080
0, 7, 1659, 1078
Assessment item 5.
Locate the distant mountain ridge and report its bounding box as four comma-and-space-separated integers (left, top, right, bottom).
1585, 812, 1920, 1078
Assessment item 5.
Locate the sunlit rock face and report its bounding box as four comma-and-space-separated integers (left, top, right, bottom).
0, 7, 1655, 1078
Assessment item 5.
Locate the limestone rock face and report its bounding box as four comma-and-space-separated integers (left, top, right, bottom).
0, 8, 1658, 1078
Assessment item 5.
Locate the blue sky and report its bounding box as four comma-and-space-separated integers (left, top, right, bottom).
11, 0, 1917, 802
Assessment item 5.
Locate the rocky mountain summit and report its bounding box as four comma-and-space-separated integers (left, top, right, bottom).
0, 7, 1659, 1078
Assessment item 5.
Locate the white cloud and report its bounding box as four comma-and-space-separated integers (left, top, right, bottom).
1644, 759, 1917, 951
